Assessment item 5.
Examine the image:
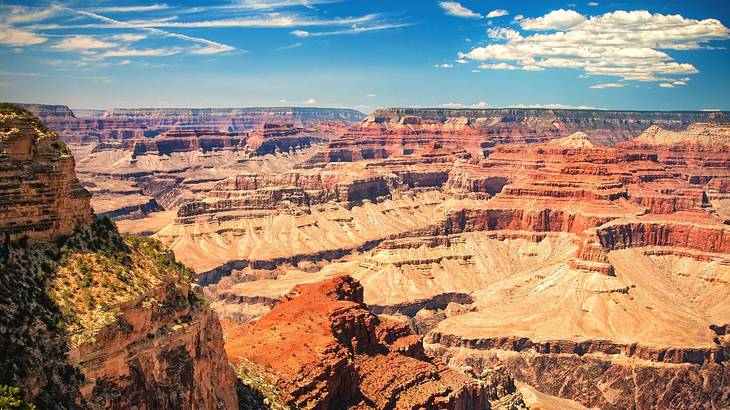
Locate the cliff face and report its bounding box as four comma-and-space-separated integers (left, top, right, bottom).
0, 105, 237, 409
0, 104, 93, 242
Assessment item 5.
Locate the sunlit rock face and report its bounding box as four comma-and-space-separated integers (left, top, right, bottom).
0, 105, 238, 409
187, 109, 729, 409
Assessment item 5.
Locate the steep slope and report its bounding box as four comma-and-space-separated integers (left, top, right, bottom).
223, 275, 526, 409
0, 104, 237, 409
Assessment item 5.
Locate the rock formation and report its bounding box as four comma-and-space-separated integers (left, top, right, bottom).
178, 110, 730, 409
0, 104, 93, 242
0, 104, 237, 409
223, 275, 525, 409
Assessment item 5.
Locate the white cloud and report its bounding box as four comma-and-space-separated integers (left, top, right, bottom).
276, 42, 303, 50
118, 60, 131, 65
53, 35, 116, 51
303, 98, 318, 105
478, 62, 518, 70
659, 83, 674, 88
110, 33, 147, 42
2, 5, 59, 24
442, 101, 490, 108
439, 2, 481, 19
459, 9, 730, 83
86, 14, 380, 29
367, 93, 376, 97
486, 9, 509, 18
88, 4, 170, 13
101, 47, 181, 57
0, 25, 46, 46
521, 9, 585, 30
509, 103, 601, 109
279, 99, 287, 103
513, 14, 524, 22
590, 82, 625, 89
436, 63, 454, 68
701, 108, 721, 112
588, 2, 599, 6
456, 58, 468, 64
289, 23, 410, 37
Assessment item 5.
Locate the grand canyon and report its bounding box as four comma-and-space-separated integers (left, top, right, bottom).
2, 1, 730, 409
2, 101, 728, 409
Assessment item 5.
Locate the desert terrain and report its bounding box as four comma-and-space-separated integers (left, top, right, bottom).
12, 104, 727, 408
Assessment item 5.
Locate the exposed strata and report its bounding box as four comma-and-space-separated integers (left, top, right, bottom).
0, 104, 93, 242
20, 104, 366, 143
11, 102, 730, 408
17, 104, 362, 221
182, 113, 730, 409
223, 275, 525, 409
0, 105, 237, 408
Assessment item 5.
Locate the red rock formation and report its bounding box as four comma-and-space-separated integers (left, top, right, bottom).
0, 105, 93, 242
72, 281, 237, 409
224, 275, 491, 409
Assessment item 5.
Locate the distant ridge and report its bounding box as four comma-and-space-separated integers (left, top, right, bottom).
15, 103, 366, 122
369, 107, 729, 122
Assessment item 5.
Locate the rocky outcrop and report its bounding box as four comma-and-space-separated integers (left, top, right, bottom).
0, 104, 93, 242
72, 279, 237, 409
223, 275, 497, 409
0, 105, 237, 409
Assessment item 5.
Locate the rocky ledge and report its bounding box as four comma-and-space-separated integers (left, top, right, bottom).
222, 275, 526, 409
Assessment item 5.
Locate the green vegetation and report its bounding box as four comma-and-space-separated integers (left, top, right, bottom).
49, 218, 198, 347
0, 385, 36, 410
0, 103, 53, 136
0, 216, 200, 406
234, 360, 289, 410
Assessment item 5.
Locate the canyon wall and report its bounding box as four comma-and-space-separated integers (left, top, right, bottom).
0, 104, 237, 409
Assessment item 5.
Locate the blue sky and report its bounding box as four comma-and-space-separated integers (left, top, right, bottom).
1, 0, 729, 111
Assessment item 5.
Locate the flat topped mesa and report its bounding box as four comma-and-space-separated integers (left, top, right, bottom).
547, 131, 594, 148
0, 103, 92, 242
632, 123, 730, 147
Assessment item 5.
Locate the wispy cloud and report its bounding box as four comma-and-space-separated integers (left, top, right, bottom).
590, 83, 625, 89
71, 9, 237, 56
303, 97, 318, 104
87, 4, 170, 13
442, 101, 489, 108
276, 42, 303, 50
290, 22, 410, 37
0, 25, 47, 46
486, 9, 509, 18
53, 35, 116, 51
439, 2, 480, 19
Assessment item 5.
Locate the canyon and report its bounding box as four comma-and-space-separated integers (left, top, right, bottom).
3, 102, 730, 409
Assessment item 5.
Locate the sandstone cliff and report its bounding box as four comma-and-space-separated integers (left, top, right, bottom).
0, 105, 237, 409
